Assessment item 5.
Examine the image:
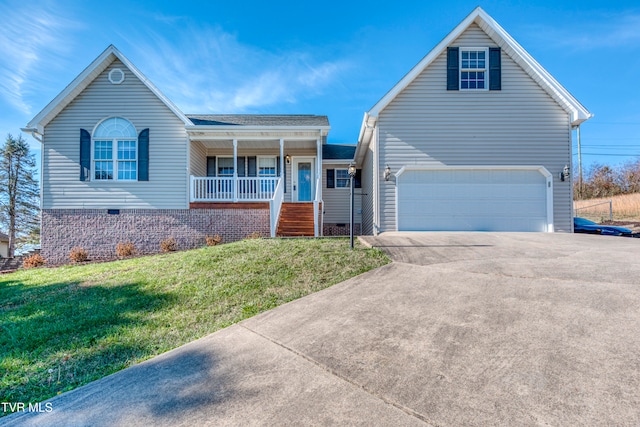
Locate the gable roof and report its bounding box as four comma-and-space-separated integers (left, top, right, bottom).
187, 114, 329, 127
24, 45, 191, 136
357, 6, 592, 153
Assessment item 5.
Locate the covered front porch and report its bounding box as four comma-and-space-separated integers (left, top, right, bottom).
186, 115, 329, 237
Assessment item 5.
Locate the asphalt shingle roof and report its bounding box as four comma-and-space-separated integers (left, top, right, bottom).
322, 144, 356, 160
187, 114, 329, 127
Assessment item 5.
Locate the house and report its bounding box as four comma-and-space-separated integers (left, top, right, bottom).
0, 233, 8, 258
23, 45, 361, 264
354, 7, 592, 234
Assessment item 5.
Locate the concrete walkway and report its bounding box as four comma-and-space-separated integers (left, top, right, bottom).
3, 233, 640, 426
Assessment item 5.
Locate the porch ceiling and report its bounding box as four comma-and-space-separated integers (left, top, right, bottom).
194, 139, 319, 150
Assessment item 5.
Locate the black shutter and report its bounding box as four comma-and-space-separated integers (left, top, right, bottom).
206, 156, 216, 176
355, 169, 362, 189
326, 169, 335, 188
283, 158, 287, 193
80, 129, 91, 181
138, 128, 149, 181
489, 47, 501, 91
247, 156, 257, 177
276, 156, 280, 177
447, 47, 459, 91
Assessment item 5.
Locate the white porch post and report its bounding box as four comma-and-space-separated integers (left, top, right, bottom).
314, 137, 322, 237
279, 138, 284, 180
316, 137, 322, 201
233, 139, 238, 202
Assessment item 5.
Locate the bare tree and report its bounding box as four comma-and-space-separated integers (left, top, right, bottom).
0, 134, 39, 257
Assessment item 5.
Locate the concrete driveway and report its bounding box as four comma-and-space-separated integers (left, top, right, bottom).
4, 233, 640, 426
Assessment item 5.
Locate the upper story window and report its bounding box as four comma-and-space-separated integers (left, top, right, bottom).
447, 47, 501, 91
93, 117, 137, 181
460, 48, 487, 90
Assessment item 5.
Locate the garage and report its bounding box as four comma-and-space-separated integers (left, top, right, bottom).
396, 166, 553, 232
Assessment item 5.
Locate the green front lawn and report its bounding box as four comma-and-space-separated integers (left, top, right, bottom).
0, 238, 389, 408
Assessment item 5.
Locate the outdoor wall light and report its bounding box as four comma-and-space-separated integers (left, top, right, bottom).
384, 164, 391, 181
560, 165, 570, 181
348, 163, 357, 177
285, 154, 291, 164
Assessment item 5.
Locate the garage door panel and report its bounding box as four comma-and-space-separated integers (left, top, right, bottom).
397, 168, 549, 232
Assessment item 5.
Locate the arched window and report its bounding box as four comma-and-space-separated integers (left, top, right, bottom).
93, 117, 137, 180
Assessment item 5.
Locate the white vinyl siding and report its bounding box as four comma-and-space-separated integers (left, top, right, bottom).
322, 164, 362, 224
42, 60, 189, 209
376, 23, 572, 232
189, 141, 207, 177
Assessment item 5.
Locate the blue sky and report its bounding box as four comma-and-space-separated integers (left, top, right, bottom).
1, 0, 639, 175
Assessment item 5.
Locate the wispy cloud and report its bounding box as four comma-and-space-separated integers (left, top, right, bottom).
526, 11, 640, 51
120, 23, 351, 113
0, 0, 81, 115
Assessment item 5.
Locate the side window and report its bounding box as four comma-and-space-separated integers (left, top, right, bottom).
92, 117, 138, 181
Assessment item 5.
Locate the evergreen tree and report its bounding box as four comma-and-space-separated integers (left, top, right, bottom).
0, 134, 39, 257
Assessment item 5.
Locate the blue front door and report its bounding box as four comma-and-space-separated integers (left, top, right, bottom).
297, 162, 312, 201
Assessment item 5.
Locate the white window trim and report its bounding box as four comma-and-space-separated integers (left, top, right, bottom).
92, 138, 138, 181
334, 168, 351, 189
459, 47, 489, 91
257, 155, 277, 177
217, 156, 235, 177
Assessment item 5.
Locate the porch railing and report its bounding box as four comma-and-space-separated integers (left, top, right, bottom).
269, 178, 285, 237
190, 176, 281, 202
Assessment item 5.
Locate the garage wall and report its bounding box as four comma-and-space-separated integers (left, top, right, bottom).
376, 23, 572, 232
360, 136, 376, 235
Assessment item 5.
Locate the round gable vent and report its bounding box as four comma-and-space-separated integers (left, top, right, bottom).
108, 68, 125, 84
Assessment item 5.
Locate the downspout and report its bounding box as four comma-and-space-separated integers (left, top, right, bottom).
185, 132, 191, 208
576, 124, 582, 199
373, 123, 380, 235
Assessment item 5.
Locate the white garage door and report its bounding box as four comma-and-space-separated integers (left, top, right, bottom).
396, 167, 551, 232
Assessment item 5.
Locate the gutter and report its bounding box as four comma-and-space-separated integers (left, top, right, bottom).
21, 127, 43, 143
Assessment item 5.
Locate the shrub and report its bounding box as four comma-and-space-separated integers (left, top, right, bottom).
69, 247, 88, 263
245, 231, 263, 239
23, 253, 46, 269
115, 241, 136, 258
160, 237, 177, 253
205, 234, 223, 246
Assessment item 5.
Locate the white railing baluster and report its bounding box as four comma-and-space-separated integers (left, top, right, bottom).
190, 176, 280, 202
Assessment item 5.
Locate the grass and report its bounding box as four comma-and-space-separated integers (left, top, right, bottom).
0, 238, 389, 409
574, 192, 640, 222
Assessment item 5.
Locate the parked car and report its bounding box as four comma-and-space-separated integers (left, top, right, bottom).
573, 217, 633, 236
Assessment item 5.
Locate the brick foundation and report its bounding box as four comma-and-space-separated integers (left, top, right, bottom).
42, 208, 270, 265
323, 223, 361, 236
